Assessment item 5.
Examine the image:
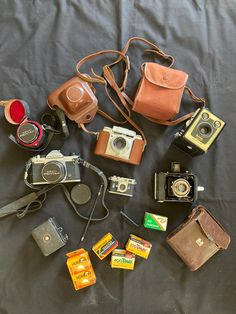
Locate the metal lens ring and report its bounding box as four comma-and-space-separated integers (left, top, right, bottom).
117, 182, 128, 192
41, 161, 66, 183
111, 135, 129, 154
197, 122, 213, 138
171, 178, 191, 198
17, 122, 39, 144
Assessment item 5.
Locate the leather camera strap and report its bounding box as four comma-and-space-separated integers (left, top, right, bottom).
103, 65, 147, 146
107, 36, 175, 91
76, 49, 133, 124
76, 49, 146, 144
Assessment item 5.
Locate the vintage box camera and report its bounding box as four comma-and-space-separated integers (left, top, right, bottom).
108, 176, 137, 197
173, 108, 225, 156
28, 150, 81, 185
94, 126, 145, 165
154, 162, 204, 203
32, 217, 68, 256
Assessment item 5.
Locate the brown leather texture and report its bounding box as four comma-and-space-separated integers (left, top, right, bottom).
133, 63, 188, 121
48, 76, 98, 126
166, 205, 231, 271
94, 130, 145, 165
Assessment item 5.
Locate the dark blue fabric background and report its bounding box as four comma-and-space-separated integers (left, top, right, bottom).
0, 1, 235, 313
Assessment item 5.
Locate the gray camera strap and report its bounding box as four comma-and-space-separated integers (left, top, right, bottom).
0, 158, 109, 221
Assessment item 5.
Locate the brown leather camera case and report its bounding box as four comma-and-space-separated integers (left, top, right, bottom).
166, 205, 231, 271
94, 130, 145, 165
48, 76, 98, 126
133, 63, 188, 121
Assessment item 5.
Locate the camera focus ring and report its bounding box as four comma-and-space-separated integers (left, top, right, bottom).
41, 161, 66, 184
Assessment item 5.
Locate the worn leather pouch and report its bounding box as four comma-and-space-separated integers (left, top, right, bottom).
166, 205, 231, 271
133, 63, 188, 121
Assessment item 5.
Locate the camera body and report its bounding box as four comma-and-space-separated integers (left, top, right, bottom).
48, 76, 98, 126
94, 126, 145, 165
32, 217, 68, 256
108, 176, 137, 197
29, 150, 81, 185
154, 162, 204, 203
173, 108, 225, 156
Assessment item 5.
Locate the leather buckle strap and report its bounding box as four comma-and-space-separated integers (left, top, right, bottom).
76, 49, 130, 86
184, 86, 206, 106
107, 36, 175, 91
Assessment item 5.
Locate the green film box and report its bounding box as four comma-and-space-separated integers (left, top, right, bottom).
144, 212, 168, 231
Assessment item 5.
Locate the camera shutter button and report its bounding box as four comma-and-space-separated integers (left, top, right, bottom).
66, 85, 84, 102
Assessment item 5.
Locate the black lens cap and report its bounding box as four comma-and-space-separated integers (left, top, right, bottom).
17, 122, 39, 143
71, 184, 92, 205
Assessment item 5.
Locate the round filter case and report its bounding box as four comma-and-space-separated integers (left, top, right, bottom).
16, 120, 45, 148
4, 99, 30, 124
71, 184, 92, 205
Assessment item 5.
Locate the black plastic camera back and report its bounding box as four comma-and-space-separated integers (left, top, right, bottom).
154, 162, 204, 203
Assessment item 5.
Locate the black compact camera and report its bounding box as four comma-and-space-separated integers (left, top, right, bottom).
154, 162, 204, 203
32, 217, 68, 256
108, 175, 137, 197
27, 150, 81, 185
173, 108, 225, 156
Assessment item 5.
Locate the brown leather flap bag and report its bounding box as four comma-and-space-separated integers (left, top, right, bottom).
133, 63, 189, 121
166, 205, 231, 271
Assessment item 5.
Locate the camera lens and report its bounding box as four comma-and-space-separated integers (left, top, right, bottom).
112, 136, 127, 151
42, 161, 66, 183
17, 122, 39, 144
171, 179, 191, 198
197, 122, 213, 138
118, 183, 127, 191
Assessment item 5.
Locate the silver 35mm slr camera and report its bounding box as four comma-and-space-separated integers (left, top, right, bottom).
25, 150, 81, 185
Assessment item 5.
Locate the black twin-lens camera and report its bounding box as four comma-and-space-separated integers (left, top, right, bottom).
173, 108, 225, 156
154, 162, 204, 203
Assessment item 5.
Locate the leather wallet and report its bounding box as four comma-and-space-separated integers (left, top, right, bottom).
166, 205, 231, 271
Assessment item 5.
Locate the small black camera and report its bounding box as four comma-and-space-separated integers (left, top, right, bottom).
32, 217, 68, 256
173, 108, 225, 156
28, 150, 81, 185
154, 162, 204, 203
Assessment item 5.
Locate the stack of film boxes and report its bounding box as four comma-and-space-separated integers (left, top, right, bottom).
92, 233, 153, 271
66, 212, 168, 290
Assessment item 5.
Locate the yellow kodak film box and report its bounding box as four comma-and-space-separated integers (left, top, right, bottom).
126, 234, 152, 259
66, 248, 96, 291
111, 249, 135, 270
92, 233, 118, 260
144, 212, 168, 231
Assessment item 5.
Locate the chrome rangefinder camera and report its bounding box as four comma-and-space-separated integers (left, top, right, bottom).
27, 150, 81, 185
154, 162, 204, 203
108, 175, 137, 197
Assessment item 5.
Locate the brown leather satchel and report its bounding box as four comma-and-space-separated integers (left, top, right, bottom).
133, 63, 188, 121
105, 37, 205, 126
166, 205, 231, 271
